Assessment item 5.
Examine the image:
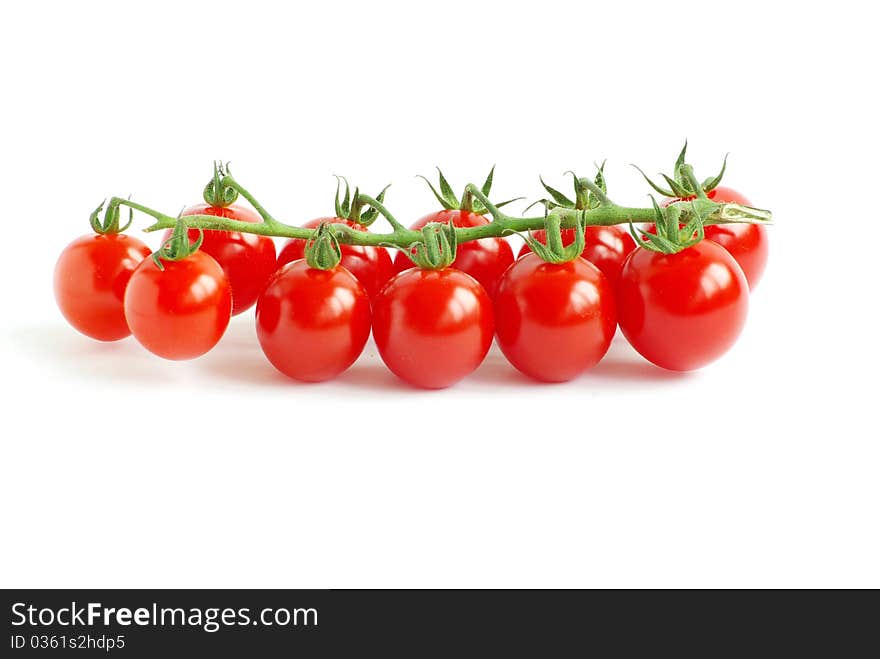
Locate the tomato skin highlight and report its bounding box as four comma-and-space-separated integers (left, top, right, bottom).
392, 210, 514, 297
494, 253, 617, 382
164, 204, 277, 315
124, 251, 232, 360
256, 260, 372, 382
372, 268, 494, 389
517, 225, 636, 286
664, 186, 769, 289
54, 234, 152, 341
276, 217, 394, 300
616, 240, 749, 371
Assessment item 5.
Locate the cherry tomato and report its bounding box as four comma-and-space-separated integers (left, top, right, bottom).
495, 253, 617, 382
124, 251, 232, 360
616, 240, 748, 371
517, 225, 636, 285
54, 233, 152, 341
256, 260, 372, 382
392, 210, 514, 297
163, 204, 276, 315
663, 186, 768, 289
276, 218, 394, 300
373, 268, 494, 388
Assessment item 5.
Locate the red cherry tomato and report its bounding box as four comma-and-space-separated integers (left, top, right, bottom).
663, 186, 768, 289
616, 240, 748, 371
256, 260, 372, 382
124, 251, 232, 360
162, 204, 276, 315
517, 225, 636, 285
392, 210, 514, 297
494, 253, 617, 382
54, 233, 151, 341
276, 218, 394, 300
373, 268, 494, 388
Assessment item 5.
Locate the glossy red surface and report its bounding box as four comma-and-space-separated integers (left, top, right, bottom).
256, 260, 371, 382
495, 253, 617, 382
616, 240, 748, 371
372, 268, 494, 389
124, 251, 232, 360
54, 233, 152, 341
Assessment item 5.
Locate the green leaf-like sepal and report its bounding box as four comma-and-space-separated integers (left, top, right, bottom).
305, 223, 343, 271
151, 217, 203, 271
89, 198, 133, 235
634, 143, 729, 200
419, 166, 516, 216
402, 222, 458, 270
631, 196, 709, 255
203, 161, 239, 207
334, 177, 391, 228
523, 211, 585, 264
535, 164, 610, 213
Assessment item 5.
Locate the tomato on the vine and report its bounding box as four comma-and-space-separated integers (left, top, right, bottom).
372, 267, 494, 388
517, 225, 636, 285
616, 240, 748, 371
392, 210, 513, 297
495, 253, 617, 382
664, 186, 768, 289
124, 251, 232, 360
277, 217, 394, 300
54, 233, 151, 341
256, 260, 372, 382
163, 203, 277, 315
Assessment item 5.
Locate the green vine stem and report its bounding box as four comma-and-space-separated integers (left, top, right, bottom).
106, 171, 771, 252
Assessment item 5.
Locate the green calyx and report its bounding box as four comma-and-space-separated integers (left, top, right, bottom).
531, 162, 611, 212
524, 210, 586, 264
304, 223, 343, 270
334, 177, 390, 227
631, 197, 711, 255
151, 217, 203, 270
633, 141, 728, 199
203, 161, 239, 207
418, 166, 520, 215
89, 198, 133, 235
400, 222, 458, 269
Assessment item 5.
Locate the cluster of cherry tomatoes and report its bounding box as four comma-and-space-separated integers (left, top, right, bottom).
54, 167, 769, 389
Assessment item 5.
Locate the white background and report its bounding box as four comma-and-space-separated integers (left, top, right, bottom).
1, 1, 877, 588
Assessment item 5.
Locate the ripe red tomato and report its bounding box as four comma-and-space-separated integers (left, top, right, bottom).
494, 253, 617, 382
256, 260, 372, 382
276, 218, 394, 300
664, 186, 768, 289
372, 268, 494, 388
124, 251, 232, 360
616, 240, 748, 371
54, 233, 152, 341
163, 204, 276, 315
392, 210, 514, 297
517, 225, 636, 285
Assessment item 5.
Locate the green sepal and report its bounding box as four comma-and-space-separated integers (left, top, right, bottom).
631, 196, 707, 255
400, 222, 458, 270
633, 142, 729, 200
89, 198, 133, 235
151, 217, 203, 271
523, 210, 585, 264
203, 161, 239, 207
534, 163, 609, 213
419, 166, 518, 215
333, 177, 390, 227
304, 222, 343, 270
